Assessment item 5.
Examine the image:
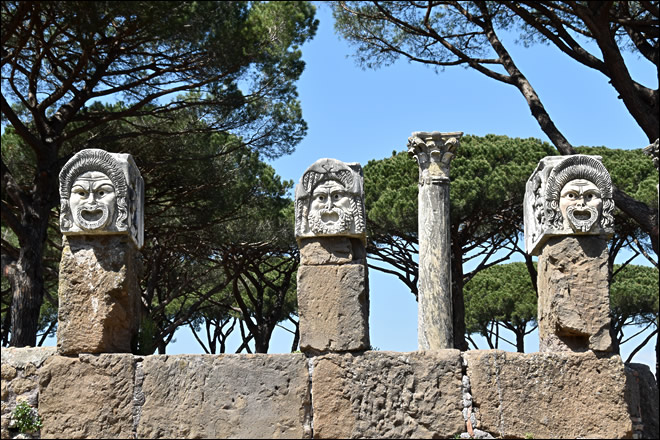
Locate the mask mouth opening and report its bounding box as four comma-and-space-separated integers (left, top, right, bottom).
310, 207, 350, 235
75, 204, 110, 230
320, 209, 340, 224
566, 205, 598, 233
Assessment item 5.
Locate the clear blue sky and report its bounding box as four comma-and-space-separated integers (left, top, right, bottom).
45, 3, 658, 373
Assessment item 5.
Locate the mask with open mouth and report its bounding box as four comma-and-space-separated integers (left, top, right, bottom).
308, 180, 353, 235
75, 203, 111, 230
565, 205, 599, 233
309, 207, 351, 235
69, 171, 117, 232
559, 179, 603, 233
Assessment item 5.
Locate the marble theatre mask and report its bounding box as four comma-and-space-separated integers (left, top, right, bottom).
59, 149, 144, 248
295, 158, 365, 243
524, 155, 614, 255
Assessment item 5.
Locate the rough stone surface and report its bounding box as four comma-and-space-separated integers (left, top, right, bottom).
312, 350, 465, 439
297, 263, 369, 352
626, 363, 659, 439
1, 347, 56, 439
465, 350, 636, 439
537, 236, 612, 352
299, 237, 366, 266
1, 347, 57, 369
2, 347, 657, 439
137, 354, 311, 439
57, 235, 141, 355
38, 354, 135, 439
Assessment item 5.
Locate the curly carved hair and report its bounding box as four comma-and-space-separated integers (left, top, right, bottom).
59, 149, 128, 231
544, 155, 614, 230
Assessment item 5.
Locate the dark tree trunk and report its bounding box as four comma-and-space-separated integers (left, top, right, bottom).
254, 325, 272, 354
451, 226, 468, 351
9, 188, 52, 347
9, 247, 45, 347
516, 329, 525, 353
290, 318, 300, 353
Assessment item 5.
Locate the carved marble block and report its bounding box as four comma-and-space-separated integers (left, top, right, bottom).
295, 159, 369, 353
60, 149, 144, 249
407, 131, 462, 184
524, 155, 614, 256
295, 158, 366, 244
408, 132, 462, 351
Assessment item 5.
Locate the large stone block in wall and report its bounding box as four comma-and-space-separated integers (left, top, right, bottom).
137, 354, 311, 439
537, 236, 612, 352
38, 354, 136, 439
1, 347, 56, 439
464, 350, 641, 439
57, 235, 141, 355
312, 350, 465, 439
297, 262, 369, 352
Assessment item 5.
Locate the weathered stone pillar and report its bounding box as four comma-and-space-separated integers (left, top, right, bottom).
295, 158, 369, 353
524, 155, 615, 352
408, 131, 462, 350
57, 149, 144, 355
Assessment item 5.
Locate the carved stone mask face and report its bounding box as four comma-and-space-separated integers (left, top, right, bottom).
559, 179, 603, 233
308, 180, 352, 235
69, 171, 116, 231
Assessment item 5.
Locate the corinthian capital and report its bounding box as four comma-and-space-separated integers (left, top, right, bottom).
407, 131, 463, 184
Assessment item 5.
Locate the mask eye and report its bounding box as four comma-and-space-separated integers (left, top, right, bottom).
318, 195, 325, 202
333, 194, 340, 201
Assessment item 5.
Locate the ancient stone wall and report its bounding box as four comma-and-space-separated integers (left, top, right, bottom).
1, 346, 658, 439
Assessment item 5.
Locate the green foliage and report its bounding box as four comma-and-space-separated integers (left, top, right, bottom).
11, 401, 43, 433
464, 263, 537, 336
576, 146, 658, 209
365, 134, 557, 236
611, 265, 659, 328
2, 0, 318, 346
364, 150, 418, 235
451, 135, 557, 221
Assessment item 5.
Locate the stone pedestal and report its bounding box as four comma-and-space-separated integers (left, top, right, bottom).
294, 159, 369, 353
297, 237, 369, 353
408, 131, 462, 350
56, 235, 141, 355
537, 236, 612, 352
524, 155, 615, 353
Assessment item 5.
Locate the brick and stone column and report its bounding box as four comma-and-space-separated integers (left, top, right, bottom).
524, 155, 615, 352
57, 149, 144, 355
295, 158, 369, 353
408, 131, 462, 350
